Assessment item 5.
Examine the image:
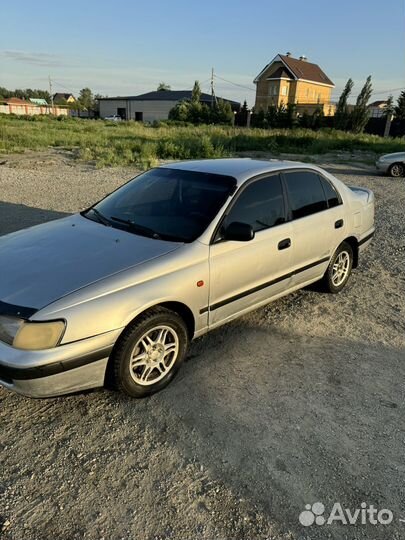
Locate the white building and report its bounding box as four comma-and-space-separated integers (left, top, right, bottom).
368, 100, 388, 118
98, 90, 240, 122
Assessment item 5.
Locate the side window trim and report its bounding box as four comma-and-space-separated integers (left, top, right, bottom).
211, 172, 288, 244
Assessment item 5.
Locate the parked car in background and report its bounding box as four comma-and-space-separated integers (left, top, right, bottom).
375, 152, 405, 177
104, 114, 122, 122
0, 159, 375, 399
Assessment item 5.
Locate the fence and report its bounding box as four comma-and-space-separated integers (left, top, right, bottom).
0, 104, 68, 116
235, 110, 405, 137
365, 117, 405, 138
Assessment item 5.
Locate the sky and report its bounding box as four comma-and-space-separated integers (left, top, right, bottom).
1, 0, 404, 106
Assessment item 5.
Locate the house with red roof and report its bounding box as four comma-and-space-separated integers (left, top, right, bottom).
254, 53, 335, 116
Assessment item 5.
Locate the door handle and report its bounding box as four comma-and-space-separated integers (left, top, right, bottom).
335, 219, 344, 229
278, 238, 291, 250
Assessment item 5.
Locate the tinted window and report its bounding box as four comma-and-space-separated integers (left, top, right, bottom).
319, 176, 341, 208
222, 175, 285, 233
86, 168, 236, 243
284, 171, 327, 219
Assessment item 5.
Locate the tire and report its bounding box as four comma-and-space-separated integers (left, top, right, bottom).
321, 242, 353, 293
389, 163, 405, 178
110, 307, 189, 398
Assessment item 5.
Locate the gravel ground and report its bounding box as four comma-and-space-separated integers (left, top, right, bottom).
0, 151, 405, 540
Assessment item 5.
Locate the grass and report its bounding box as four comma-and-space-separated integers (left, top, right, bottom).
0, 114, 404, 169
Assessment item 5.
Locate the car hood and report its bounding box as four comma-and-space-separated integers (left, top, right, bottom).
0, 214, 182, 314
380, 152, 405, 161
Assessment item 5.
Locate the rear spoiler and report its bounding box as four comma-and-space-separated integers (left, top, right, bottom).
349, 186, 374, 203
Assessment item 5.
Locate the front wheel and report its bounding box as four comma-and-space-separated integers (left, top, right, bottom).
321, 242, 353, 293
389, 163, 404, 178
111, 307, 189, 398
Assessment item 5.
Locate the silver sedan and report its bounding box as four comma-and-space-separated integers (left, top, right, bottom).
375, 152, 405, 177
0, 159, 375, 398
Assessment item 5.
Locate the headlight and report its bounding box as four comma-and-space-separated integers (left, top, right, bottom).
0, 316, 24, 345
0, 316, 66, 350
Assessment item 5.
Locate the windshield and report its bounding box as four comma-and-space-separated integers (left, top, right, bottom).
84, 168, 236, 242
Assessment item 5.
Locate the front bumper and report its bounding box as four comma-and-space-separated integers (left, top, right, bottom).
0, 328, 122, 398
375, 160, 389, 173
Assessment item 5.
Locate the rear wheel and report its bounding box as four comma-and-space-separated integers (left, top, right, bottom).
321, 242, 353, 293
111, 307, 189, 397
389, 163, 405, 177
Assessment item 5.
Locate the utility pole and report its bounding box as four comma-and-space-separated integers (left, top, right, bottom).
210, 67, 217, 107
48, 75, 54, 114
384, 113, 393, 138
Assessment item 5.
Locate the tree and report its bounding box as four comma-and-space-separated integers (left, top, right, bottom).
351, 75, 372, 134
77, 87, 95, 112
168, 100, 192, 122
299, 110, 311, 128
157, 82, 171, 91
72, 88, 96, 117
266, 105, 278, 127
311, 106, 325, 130
394, 91, 405, 120
237, 100, 249, 126
251, 109, 265, 128
191, 81, 201, 103
211, 99, 233, 124
335, 78, 353, 130
0, 87, 12, 99
168, 81, 234, 125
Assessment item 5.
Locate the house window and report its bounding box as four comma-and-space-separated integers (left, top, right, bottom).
273, 86, 278, 96
281, 86, 287, 96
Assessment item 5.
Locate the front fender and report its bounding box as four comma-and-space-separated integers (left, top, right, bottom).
32, 242, 210, 343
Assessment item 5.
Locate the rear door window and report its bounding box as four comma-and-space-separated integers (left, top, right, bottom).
284, 170, 327, 219
319, 175, 341, 208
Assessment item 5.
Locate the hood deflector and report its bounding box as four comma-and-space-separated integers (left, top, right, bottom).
0, 301, 38, 320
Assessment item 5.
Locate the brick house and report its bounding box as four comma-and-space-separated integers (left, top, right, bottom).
254, 53, 335, 116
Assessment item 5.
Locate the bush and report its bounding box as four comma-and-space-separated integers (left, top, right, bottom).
168, 99, 233, 126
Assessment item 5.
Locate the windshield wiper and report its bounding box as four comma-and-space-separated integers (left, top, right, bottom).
83, 207, 111, 226
110, 216, 162, 239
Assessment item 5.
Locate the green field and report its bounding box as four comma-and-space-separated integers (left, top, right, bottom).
0, 115, 403, 168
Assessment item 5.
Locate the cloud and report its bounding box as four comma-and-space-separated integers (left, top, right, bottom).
1, 50, 62, 67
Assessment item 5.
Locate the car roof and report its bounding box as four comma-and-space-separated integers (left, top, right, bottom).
159, 158, 321, 185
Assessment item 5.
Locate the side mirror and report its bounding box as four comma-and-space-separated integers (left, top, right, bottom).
224, 221, 255, 242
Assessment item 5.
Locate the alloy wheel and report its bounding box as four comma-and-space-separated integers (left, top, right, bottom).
390, 163, 404, 177
129, 325, 179, 386
332, 251, 350, 287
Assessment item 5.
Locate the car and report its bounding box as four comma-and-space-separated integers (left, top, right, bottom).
375, 152, 405, 177
104, 114, 122, 122
0, 159, 375, 399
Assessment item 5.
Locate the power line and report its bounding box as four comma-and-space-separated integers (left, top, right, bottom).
214, 72, 403, 100
332, 87, 404, 99
214, 73, 256, 92
52, 79, 82, 95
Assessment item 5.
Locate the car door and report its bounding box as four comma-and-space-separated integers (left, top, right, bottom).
208, 173, 294, 327
282, 169, 344, 286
